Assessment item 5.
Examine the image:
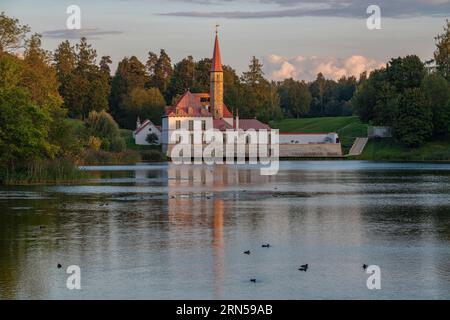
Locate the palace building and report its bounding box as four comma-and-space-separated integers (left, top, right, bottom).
133, 30, 342, 157
160, 31, 271, 155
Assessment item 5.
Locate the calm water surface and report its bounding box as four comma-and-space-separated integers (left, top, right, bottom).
1, 161, 450, 299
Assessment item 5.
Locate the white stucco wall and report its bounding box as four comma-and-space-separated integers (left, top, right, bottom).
279, 133, 338, 144
134, 122, 161, 145
162, 117, 214, 153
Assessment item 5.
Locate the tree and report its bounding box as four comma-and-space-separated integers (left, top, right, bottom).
146, 51, 158, 78
352, 69, 392, 124
309, 73, 327, 116
372, 82, 399, 126
122, 87, 166, 128
0, 54, 55, 176
109, 56, 150, 127
146, 133, 159, 145
100, 55, 112, 76
22, 33, 63, 108
386, 55, 426, 92
241, 56, 265, 87
167, 55, 195, 101
278, 78, 311, 118
85, 110, 125, 152
239, 56, 281, 121
393, 88, 433, 147
152, 49, 172, 99
422, 73, 450, 136
192, 58, 212, 92
54, 40, 76, 108
434, 20, 450, 80
0, 12, 30, 54
54, 37, 110, 119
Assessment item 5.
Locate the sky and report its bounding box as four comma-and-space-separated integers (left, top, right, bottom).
2, 0, 449, 80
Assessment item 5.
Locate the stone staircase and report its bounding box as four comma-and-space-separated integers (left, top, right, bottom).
348, 137, 369, 156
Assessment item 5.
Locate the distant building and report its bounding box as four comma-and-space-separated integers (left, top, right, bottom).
134, 118, 161, 145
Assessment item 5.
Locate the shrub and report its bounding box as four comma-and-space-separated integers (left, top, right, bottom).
141, 150, 166, 162
85, 110, 126, 152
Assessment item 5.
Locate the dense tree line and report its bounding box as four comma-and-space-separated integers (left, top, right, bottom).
352, 20, 450, 147
0, 12, 126, 181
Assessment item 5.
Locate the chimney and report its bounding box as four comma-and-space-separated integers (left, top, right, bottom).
136, 117, 141, 130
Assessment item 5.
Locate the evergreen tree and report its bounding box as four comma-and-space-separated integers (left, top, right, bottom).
167, 55, 195, 101
434, 20, 450, 80
192, 58, 212, 92
109, 56, 150, 127
241, 56, 265, 87
153, 49, 173, 99
54, 37, 110, 119
422, 73, 450, 136
393, 88, 433, 147
278, 78, 311, 118
146, 51, 158, 78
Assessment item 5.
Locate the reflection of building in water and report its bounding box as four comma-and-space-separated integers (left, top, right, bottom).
212, 199, 224, 299
134, 167, 169, 182
167, 164, 270, 191
166, 165, 230, 298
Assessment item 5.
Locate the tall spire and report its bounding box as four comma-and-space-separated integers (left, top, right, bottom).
210, 26, 224, 119
211, 26, 223, 73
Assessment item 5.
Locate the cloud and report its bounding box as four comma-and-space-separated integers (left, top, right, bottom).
265, 54, 385, 81
161, 0, 450, 18
42, 28, 123, 40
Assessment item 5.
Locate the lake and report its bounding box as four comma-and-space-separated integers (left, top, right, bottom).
1, 161, 450, 299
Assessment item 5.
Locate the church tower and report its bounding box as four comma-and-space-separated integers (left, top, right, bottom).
210, 29, 224, 119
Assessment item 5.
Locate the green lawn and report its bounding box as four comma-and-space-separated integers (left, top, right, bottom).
270, 116, 369, 154
120, 129, 162, 151
356, 138, 450, 161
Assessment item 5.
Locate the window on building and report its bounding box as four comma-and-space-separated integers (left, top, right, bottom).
202, 120, 206, 131
188, 120, 194, 131
176, 120, 181, 129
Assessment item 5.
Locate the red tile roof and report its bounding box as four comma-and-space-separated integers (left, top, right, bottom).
236, 119, 271, 130
210, 33, 223, 72
213, 119, 233, 131
164, 91, 233, 118
135, 119, 160, 135
212, 118, 271, 131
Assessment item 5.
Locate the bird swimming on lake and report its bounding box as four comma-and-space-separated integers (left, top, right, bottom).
262, 244, 271, 248
57, 264, 62, 269
244, 250, 251, 255
363, 264, 368, 270
298, 264, 308, 272
250, 279, 256, 283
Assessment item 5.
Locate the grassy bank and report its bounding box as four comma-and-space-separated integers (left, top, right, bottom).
355, 138, 450, 161
2, 159, 88, 185
271, 116, 368, 154
120, 129, 167, 161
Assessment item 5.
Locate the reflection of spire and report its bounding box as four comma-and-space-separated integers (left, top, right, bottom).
212, 199, 224, 299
